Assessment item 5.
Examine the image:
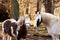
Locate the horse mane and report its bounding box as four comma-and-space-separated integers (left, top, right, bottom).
40, 12, 60, 26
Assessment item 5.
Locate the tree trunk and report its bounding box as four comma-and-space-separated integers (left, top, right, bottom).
11, 0, 19, 20
37, 0, 39, 12
44, 0, 54, 14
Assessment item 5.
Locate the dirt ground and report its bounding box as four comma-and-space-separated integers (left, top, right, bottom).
0, 25, 52, 40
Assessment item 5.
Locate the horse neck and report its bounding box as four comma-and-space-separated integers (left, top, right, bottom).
17, 16, 25, 25
41, 13, 52, 26
17, 18, 25, 31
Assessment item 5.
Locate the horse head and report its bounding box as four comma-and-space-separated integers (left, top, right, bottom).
34, 12, 42, 27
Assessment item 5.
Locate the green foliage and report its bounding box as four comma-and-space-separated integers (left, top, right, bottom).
11, 0, 19, 20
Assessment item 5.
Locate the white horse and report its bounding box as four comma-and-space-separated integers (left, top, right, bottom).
34, 12, 41, 28
34, 12, 60, 40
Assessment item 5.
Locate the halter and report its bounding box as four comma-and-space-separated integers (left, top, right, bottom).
37, 12, 42, 25
37, 15, 42, 27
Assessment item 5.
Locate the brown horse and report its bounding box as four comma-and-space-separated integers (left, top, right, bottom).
2, 16, 28, 40
2, 19, 17, 40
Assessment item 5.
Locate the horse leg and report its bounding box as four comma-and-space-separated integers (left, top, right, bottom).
7, 35, 12, 40
51, 35, 56, 40
2, 33, 6, 40
10, 37, 12, 40
2, 27, 6, 40
17, 37, 20, 40
51, 35, 59, 40
7, 34, 9, 40
55, 35, 59, 40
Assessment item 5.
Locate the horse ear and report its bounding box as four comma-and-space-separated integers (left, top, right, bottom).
37, 11, 40, 14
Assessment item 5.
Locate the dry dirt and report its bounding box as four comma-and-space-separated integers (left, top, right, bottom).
0, 25, 52, 40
